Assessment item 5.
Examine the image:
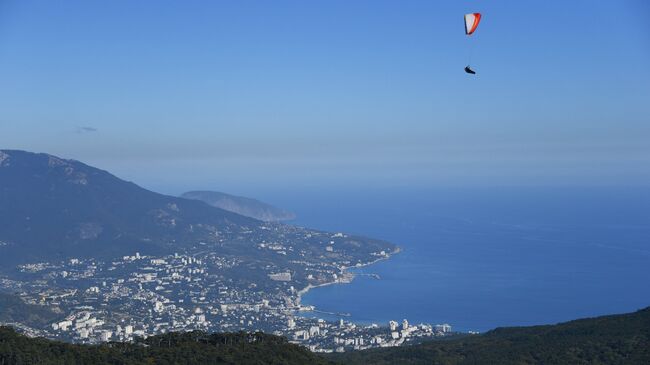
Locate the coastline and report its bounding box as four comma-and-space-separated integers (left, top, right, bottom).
295, 246, 401, 307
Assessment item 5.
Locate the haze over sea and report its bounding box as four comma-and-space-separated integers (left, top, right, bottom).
265, 187, 650, 332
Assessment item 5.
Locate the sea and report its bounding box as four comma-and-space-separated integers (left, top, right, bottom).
264, 186, 650, 333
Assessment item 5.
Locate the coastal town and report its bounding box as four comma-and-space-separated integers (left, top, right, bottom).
1, 225, 455, 352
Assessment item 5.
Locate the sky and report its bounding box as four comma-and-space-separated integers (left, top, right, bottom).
1, 0, 649, 195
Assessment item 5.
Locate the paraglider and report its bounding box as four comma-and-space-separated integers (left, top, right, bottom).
464, 12, 481, 75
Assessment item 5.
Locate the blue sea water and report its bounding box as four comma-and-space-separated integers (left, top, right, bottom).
266, 187, 650, 332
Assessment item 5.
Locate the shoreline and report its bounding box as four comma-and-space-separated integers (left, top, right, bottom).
294, 246, 401, 308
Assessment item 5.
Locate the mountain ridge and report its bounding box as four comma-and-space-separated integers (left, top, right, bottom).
0, 150, 266, 265
181, 190, 296, 222
0, 149, 395, 290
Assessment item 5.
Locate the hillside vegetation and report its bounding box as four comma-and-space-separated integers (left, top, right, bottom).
332, 307, 650, 365
0, 293, 59, 328
2, 307, 650, 364
0, 328, 332, 365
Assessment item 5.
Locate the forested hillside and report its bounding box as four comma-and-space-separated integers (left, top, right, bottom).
0, 328, 332, 365
2, 307, 649, 364
332, 306, 650, 365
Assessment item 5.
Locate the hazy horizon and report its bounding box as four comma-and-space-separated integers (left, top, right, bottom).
2, 1, 649, 193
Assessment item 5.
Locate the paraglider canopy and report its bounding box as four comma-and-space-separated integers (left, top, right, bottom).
464, 13, 481, 35
464, 12, 481, 75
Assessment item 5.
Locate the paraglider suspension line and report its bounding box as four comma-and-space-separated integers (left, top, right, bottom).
467, 37, 476, 67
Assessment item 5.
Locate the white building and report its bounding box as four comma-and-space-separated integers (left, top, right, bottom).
389, 320, 398, 331
57, 320, 73, 331
268, 272, 292, 282
309, 326, 320, 337
100, 331, 112, 342
154, 301, 164, 312
294, 330, 309, 341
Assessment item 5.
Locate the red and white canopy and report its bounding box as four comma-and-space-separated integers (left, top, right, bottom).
464, 13, 482, 35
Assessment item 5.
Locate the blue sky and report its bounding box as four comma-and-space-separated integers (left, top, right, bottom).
1, 0, 648, 194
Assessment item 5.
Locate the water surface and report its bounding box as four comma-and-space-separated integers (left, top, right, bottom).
269, 187, 650, 332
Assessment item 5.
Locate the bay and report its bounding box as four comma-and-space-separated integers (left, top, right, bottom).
267, 187, 650, 332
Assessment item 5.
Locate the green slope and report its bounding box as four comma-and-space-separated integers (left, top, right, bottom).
0, 293, 60, 328
1, 307, 649, 364
0, 328, 332, 365
332, 307, 650, 365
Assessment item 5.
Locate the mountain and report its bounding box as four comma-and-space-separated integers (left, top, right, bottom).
0, 327, 333, 365
0, 150, 261, 265
331, 306, 650, 365
0, 150, 394, 280
182, 191, 296, 222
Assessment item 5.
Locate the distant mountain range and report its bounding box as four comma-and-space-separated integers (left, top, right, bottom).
181, 191, 295, 222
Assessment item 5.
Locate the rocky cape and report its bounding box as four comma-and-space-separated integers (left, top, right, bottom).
181, 191, 295, 222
